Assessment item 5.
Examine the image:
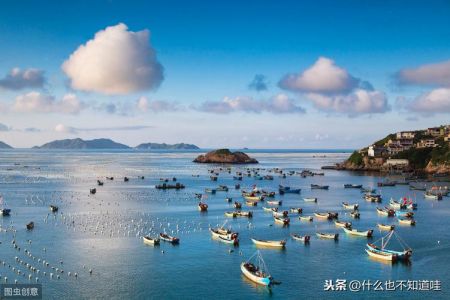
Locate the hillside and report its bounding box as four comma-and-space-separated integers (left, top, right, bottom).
34, 138, 130, 149
0, 141, 13, 149
135, 142, 199, 150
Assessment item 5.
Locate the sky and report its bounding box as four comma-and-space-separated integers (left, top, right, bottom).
0, 0, 450, 149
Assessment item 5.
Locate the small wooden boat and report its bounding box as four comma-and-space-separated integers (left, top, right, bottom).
311, 184, 329, 190
291, 234, 310, 243
251, 238, 286, 248
272, 210, 288, 218
234, 202, 242, 209
210, 176, 218, 181
216, 185, 229, 192
261, 191, 276, 198
262, 206, 277, 212
343, 227, 373, 237
267, 200, 282, 206
377, 181, 396, 187
143, 236, 160, 246
243, 195, 263, 201
424, 192, 442, 200
241, 251, 274, 286
342, 202, 359, 210
395, 211, 414, 218
344, 184, 363, 189
289, 207, 303, 214
279, 185, 301, 194
155, 183, 185, 190
246, 201, 257, 207
198, 202, 208, 212
225, 211, 237, 218
159, 233, 180, 244
226, 197, 233, 203
49, 205, 58, 212
205, 188, 217, 194
314, 212, 331, 220
376, 207, 395, 217
236, 211, 253, 218
97, 180, 104, 186
26, 222, 34, 230
273, 216, 290, 225
316, 232, 338, 240
335, 220, 352, 228
90, 188, 97, 194
299, 216, 313, 222
0, 208, 11, 216
124, 177, 129, 182
303, 197, 317, 203
366, 231, 412, 261
217, 235, 239, 245
350, 210, 360, 219
106, 176, 114, 180
398, 218, 416, 226
233, 176, 243, 180
377, 223, 395, 231
366, 248, 397, 262
364, 194, 382, 202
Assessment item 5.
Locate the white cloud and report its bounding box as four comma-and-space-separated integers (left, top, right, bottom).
306, 89, 390, 115
197, 94, 305, 114
62, 23, 164, 95
0, 68, 45, 90
55, 124, 77, 134
54, 124, 152, 134
12, 92, 85, 114
279, 57, 359, 94
136, 96, 180, 113
397, 60, 450, 87
404, 88, 450, 113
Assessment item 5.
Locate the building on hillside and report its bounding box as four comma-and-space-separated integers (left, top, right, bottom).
386, 144, 404, 155
444, 133, 450, 142
416, 139, 437, 148
368, 145, 387, 157
384, 159, 409, 169
427, 127, 442, 137
396, 131, 415, 139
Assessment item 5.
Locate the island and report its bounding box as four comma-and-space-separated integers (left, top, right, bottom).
33, 138, 130, 149
0, 141, 13, 149
135, 142, 199, 150
331, 125, 450, 174
193, 149, 258, 164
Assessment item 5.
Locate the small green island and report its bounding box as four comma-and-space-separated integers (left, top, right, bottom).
193, 149, 258, 164
334, 125, 450, 174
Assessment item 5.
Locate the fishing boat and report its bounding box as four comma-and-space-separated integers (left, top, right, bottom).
390, 197, 418, 210
234, 202, 242, 209
335, 220, 352, 228
143, 236, 160, 246
262, 206, 277, 212
424, 191, 442, 200
289, 207, 303, 214
217, 185, 229, 192
366, 230, 412, 261
365, 194, 382, 202
376, 207, 395, 217
1, 208, 11, 216
233, 176, 243, 180
159, 233, 180, 244
243, 195, 263, 201
365, 248, 397, 262
49, 205, 58, 212
205, 188, 217, 194
90, 188, 96, 194
217, 235, 239, 245
314, 212, 332, 220
261, 191, 276, 198
299, 216, 313, 222
316, 232, 338, 240
236, 211, 253, 218
343, 227, 373, 237
377, 223, 395, 231
361, 187, 376, 194
26, 222, 34, 230
291, 234, 311, 243
311, 184, 329, 190
210, 176, 218, 181
342, 202, 359, 210
241, 251, 275, 286
267, 200, 282, 206
246, 201, 258, 207
272, 210, 288, 218
198, 202, 208, 212
279, 185, 301, 194
251, 238, 286, 248
350, 211, 360, 218
377, 181, 396, 187
395, 211, 414, 218
97, 180, 104, 186
303, 197, 317, 203
344, 184, 363, 189
273, 216, 290, 225
398, 218, 416, 226
124, 176, 129, 182
225, 211, 237, 218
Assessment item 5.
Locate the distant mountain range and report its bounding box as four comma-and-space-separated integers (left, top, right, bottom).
16, 138, 200, 150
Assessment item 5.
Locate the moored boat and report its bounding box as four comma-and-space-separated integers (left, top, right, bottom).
335, 220, 352, 228
26, 222, 34, 230
376, 207, 395, 217
344, 184, 363, 189
398, 218, 416, 226
1, 208, 11, 216
241, 251, 274, 286
234, 201, 242, 209
289, 207, 303, 214
342, 227, 373, 237
299, 215, 313, 222
316, 232, 338, 240
350, 210, 360, 218
159, 233, 180, 244
236, 210, 253, 218
377, 223, 395, 231
246, 200, 258, 206
364, 194, 382, 202
273, 216, 290, 225
303, 197, 317, 203
291, 234, 311, 243
143, 236, 160, 246
342, 202, 359, 210
267, 200, 282, 206
365, 248, 397, 262
366, 230, 412, 261
311, 184, 329, 190
49, 205, 59, 212
251, 238, 286, 248
225, 211, 237, 218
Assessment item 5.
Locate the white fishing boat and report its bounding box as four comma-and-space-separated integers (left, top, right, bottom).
342, 202, 359, 210
366, 230, 412, 262
316, 232, 339, 240
273, 216, 290, 225
291, 234, 311, 243
342, 227, 373, 237
299, 215, 313, 222
267, 200, 282, 206
241, 251, 275, 286
143, 236, 160, 246
251, 238, 286, 248
303, 197, 317, 203
335, 220, 351, 228
398, 218, 416, 226
377, 223, 395, 231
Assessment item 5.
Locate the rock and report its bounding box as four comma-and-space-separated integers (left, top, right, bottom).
193, 149, 258, 164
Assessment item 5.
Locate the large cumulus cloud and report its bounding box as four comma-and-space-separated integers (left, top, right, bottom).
62, 23, 164, 95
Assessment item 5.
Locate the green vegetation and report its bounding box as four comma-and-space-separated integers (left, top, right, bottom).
374, 134, 395, 146
215, 149, 232, 155
393, 147, 433, 169
347, 151, 364, 166
430, 142, 450, 165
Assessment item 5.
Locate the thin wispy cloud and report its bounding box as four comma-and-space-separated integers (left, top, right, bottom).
248, 74, 269, 91
0, 68, 45, 90
55, 124, 153, 134
12, 92, 86, 114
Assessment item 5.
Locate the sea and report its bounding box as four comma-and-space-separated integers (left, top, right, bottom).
0, 149, 449, 300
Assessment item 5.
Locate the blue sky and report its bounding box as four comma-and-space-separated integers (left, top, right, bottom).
0, 0, 450, 148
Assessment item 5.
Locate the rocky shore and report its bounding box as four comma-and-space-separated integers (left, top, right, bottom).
193, 149, 258, 164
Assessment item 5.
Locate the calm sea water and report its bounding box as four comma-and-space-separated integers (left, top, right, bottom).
0, 149, 449, 300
